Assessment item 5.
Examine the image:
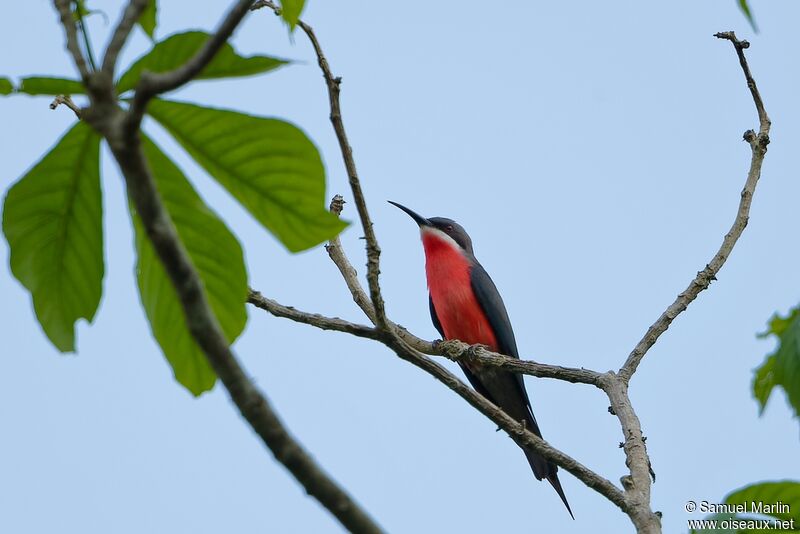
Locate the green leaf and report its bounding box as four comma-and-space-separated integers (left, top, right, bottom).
72, 0, 89, 20
17, 76, 86, 96
138, 0, 157, 40
726, 481, 800, 523
131, 134, 248, 395
0, 77, 12, 95
147, 98, 347, 252
753, 355, 776, 414
737, 0, 758, 33
279, 0, 306, 30
116, 31, 288, 94
756, 307, 800, 419
2, 122, 103, 352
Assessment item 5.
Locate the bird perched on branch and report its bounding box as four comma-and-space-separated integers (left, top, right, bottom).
389, 201, 572, 518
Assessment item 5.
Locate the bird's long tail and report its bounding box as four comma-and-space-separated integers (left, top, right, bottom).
524, 449, 574, 519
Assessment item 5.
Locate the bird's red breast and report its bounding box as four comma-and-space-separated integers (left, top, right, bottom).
422, 229, 498, 351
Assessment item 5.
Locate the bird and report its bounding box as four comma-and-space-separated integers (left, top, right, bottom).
389, 200, 573, 518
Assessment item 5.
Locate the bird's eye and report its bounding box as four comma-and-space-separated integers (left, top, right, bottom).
446, 225, 453, 232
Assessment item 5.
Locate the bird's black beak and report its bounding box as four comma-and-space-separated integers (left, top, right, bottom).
388, 201, 430, 227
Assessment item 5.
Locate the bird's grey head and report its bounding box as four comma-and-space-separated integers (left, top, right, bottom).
388, 201, 474, 255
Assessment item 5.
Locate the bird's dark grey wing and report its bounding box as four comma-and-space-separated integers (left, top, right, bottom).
429, 293, 496, 402
469, 261, 520, 359
469, 261, 533, 409
428, 294, 445, 339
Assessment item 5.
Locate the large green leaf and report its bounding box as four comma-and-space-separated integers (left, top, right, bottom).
131, 134, 248, 395
280, 0, 306, 30
138, 0, 157, 40
726, 481, 800, 523
116, 31, 288, 94
755, 307, 800, 419
2, 122, 103, 352
17, 76, 86, 96
147, 98, 347, 252
0, 77, 12, 95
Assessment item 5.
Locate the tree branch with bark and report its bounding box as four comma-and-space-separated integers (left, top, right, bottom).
246, 8, 770, 533
42, 1, 770, 532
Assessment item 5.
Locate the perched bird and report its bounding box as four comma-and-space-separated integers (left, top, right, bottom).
389, 201, 572, 518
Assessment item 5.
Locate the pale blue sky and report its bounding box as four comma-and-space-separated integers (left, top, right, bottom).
1, 2, 798, 533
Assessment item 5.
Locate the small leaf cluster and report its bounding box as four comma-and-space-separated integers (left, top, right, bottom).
754, 307, 800, 421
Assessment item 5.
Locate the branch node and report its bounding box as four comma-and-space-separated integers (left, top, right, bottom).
330, 194, 346, 215
49, 94, 82, 119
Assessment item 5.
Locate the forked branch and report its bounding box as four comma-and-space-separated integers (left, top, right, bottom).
619, 31, 770, 382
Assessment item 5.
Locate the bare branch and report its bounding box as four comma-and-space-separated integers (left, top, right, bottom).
619, 32, 771, 382
270, 5, 389, 328
325, 195, 378, 324
50, 94, 82, 119
127, 0, 253, 128
247, 284, 603, 385
437, 340, 603, 385
247, 288, 381, 341
601, 374, 660, 533
250, 0, 271, 11
383, 337, 630, 512
101, 0, 149, 76
53, 0, 91, 82
714, 32, 771, 135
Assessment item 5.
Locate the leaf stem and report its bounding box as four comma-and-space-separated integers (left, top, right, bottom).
75, 7, 97, 71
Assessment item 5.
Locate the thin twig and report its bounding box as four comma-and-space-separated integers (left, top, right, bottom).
325, 195, 378, 324
53, 0, 91, 82
437, 340, 602, 385
126, 0, 253, 130
247, 289, 381, 340
619, 31, 770, 383
50, 94, 82, 119
287, 7, 388, 329
101, 0, 149, 76
714, 32, 770, 135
